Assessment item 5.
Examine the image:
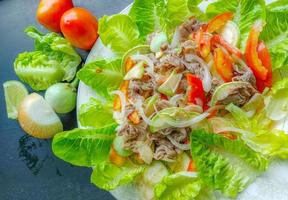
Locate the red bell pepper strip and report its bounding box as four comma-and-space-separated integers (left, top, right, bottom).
256, 41, 273, 92
187, 160, 197, 172
207, 12, 234, 33
245, 20, 268, 81
195, 27, 211, 58
214, 47, 234, 82
211, 35, 243, 58
186, 74, 206, 107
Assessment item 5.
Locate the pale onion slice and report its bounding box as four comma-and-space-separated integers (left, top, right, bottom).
189, 55, 212, 92
18, 93, 63, 139
169, 94, 184, 106
131, 55, 155, 73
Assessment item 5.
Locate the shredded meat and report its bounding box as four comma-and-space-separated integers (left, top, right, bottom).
154, 138, 180, 161
218, 83, 258, 107
232, 64, 256, 87
179, 18, 203, 42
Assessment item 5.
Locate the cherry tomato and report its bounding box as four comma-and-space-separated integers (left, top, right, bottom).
214, 47, 234, 82
256, 41, 273, 92
60, 8, 99, 50
207, 12, 234, 33
245, 20, 268, 81
37, 0, 74, 32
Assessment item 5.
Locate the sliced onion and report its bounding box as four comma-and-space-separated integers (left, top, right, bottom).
166, 112, 210, 128
171, 27, 180, 49
169, 94, 184, 106
167, 135, 190, 151
189, 55, 212, 92
184, 105, 203, 113
205, 105, 225, 114
134, 99, 155, 126
131, 55, 155, 73
111, 90, 126, 118
214, 126, 255, 137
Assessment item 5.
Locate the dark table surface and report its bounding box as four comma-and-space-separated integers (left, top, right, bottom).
0, 0, 133, 199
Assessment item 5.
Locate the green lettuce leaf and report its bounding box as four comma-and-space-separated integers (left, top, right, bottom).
91, 161, 145, 190
205, 0, 266, 50
98, 14, 141, 54
188, 0, 205, 19
190, 129, 268, 198
154, 172, 202, 200
260, 10, 288, 70
14, 26, 81, 90
267, 0, 288, 12
79, 97, 115, 128
77, 59, 123, 99
226, 103, 288, 159
52, 124, 117, 167
129, 0, 166, 38
166, 0, 190, 30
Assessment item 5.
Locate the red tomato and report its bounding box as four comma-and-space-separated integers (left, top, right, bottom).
214, 47, 234, 82
60, 8, 99, 50
245, 20, 268, 81
256, 41, 273, 92
207, 12, 234, 33
37, 0, 74, 32
186, 74, 206, 107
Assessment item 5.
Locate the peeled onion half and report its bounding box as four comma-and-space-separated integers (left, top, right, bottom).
18, 93, 63, 139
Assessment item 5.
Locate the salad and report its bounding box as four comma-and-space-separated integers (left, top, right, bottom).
4, 0, 288, 199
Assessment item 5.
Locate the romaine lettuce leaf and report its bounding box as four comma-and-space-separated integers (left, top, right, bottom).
91, 161, 145, 190
260, 10, 288, 70
98, 14, 141, 54
77, 59, 123, 99
129, 0, 166, 38
79, 97, 115, 128
267, 0, 288, 12
14, 26, 81, 90
188, 0, 205, 20
166, 0, 190, 30
154, 172, 202, 200
190, 129, 268, 198
226, 103, 288, 159
52, 124, 117, 167
205, 0, 266, 50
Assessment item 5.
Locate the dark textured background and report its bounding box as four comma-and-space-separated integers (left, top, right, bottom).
0, 0, 132, 199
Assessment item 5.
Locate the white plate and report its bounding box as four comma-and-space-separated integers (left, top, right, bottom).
77, 1, 288, 200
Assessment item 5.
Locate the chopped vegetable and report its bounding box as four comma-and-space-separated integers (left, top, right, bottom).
60, 7, 99, 50
37, 0, 74, 32
3, 80, 28, 119
18, 93, 63, 139
186, 74, 206, 107
150, 32, 168, 53
255, 41, 272, 92
245, 20, 268, 81
207, 12, 234, 33
158, 70, 182, 96
124, 61, 145, 80
220, 21, 240, 47
113, 136, 133, 157
211, 35, 242, 58
213, 47, 233, 82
